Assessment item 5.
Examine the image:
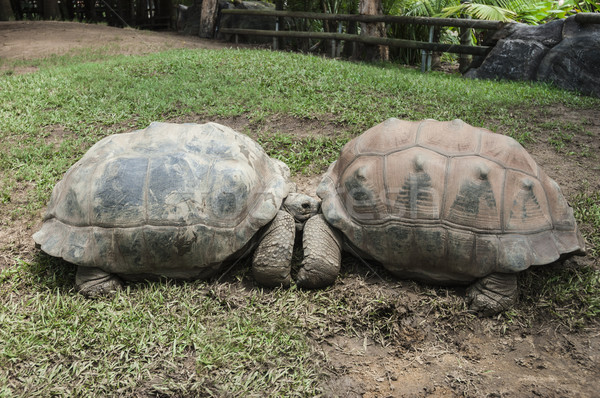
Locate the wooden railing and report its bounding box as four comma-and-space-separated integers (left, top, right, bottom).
218, 9, 507, 59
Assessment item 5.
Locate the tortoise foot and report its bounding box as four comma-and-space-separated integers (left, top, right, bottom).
296, 214, 342, 289
467, 273, 518, 316
252, 210, 295, 287
76, 266, 123, 297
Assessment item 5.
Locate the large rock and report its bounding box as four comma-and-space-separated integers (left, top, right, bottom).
465, 15, 600, 97
465, 39, 549, 81
496, 19, 564, 46
537, 18, 600, 97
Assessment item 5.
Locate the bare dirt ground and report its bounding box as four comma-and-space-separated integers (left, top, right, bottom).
1, 21, 599, 397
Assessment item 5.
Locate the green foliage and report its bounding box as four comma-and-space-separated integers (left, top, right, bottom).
441, 1, 517, 21
394, 0, 598, 23
513, 0, 596, 24
388, 0, 600, 65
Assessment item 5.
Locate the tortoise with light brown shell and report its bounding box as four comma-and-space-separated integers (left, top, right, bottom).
297, 118, 585, 315
33, 122, 320, 296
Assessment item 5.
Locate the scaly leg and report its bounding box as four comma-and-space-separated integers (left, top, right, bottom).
467, 272, 518, 316
252, 210, 295, 287
76, 266, 123, 297
296, 214, 342, 289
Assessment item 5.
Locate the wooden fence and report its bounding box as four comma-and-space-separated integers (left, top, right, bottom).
218, 9, 507, 70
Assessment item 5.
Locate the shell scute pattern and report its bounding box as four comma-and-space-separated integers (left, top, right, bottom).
34, 122, 289, 278
319, 118, 585, 282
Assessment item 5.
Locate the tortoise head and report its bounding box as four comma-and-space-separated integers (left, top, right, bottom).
282, 193, 320, 230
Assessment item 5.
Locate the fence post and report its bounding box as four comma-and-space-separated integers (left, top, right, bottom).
459, 0, 473, 72
337, 21, 343, 57
331, 21, 343, 57
420, 26, 434, 72
331, 27, 336, 57
274, 0, 283, 51
274, 20, 279, 50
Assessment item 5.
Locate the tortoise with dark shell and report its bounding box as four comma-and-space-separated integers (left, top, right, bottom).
34, 122, 321, 296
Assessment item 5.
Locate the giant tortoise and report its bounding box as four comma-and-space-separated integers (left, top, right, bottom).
33, 122, 320, 296
298, 118, 586, 315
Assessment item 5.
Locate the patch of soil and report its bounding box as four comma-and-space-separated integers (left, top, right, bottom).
0, 20, 252, 73
1, 21, 599, 397
320, 325, 600, 397
524, 106, 600, 198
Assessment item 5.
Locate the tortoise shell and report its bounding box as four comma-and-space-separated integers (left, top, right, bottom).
33, 122, 290, 279
318, 119, 585, 283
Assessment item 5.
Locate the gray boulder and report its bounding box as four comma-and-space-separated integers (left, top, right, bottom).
496, 19, 564, 46
537, 18, 600, 97
465, 15, 600, 97
464, 39, 549, 81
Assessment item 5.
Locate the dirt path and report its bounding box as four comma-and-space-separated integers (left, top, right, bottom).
1, 21, 599, 397
0, 20, 250, 68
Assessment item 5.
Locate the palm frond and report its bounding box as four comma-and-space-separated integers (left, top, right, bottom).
404, 0, 457, 16
441, 3, 517, 21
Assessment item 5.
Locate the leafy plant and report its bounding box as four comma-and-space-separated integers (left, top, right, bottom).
441, 0, 518, 21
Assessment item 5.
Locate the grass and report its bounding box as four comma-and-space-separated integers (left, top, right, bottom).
1, 45, 600, 396
257, 133, 349, 174
518, 263, 600, 330
0, 258, 325, 396
573, 191, 600, 258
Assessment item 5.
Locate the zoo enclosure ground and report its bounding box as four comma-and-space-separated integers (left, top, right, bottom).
1, 20, 599, 397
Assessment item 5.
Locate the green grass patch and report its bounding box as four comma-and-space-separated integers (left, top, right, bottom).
573, 191, 600, 257
519, 264, 600, 330
258, 132, 349, 174
0, 259, 324, 396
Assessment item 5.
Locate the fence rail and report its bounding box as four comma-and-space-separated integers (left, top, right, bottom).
219, 9, 505, 65
219, 28, 491, 56
220, 9, 506, 30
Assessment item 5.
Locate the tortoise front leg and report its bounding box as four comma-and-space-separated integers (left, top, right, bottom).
76, 266, 123, 297
252, 210, 295, 287
467, 272, 518, 316
296, 214, 342, 289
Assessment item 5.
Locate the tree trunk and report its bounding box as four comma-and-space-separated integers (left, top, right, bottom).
0, 0, 14, 20
199, 0, 219, 38
358, 0, 388, 61
43, 0, 60, 19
